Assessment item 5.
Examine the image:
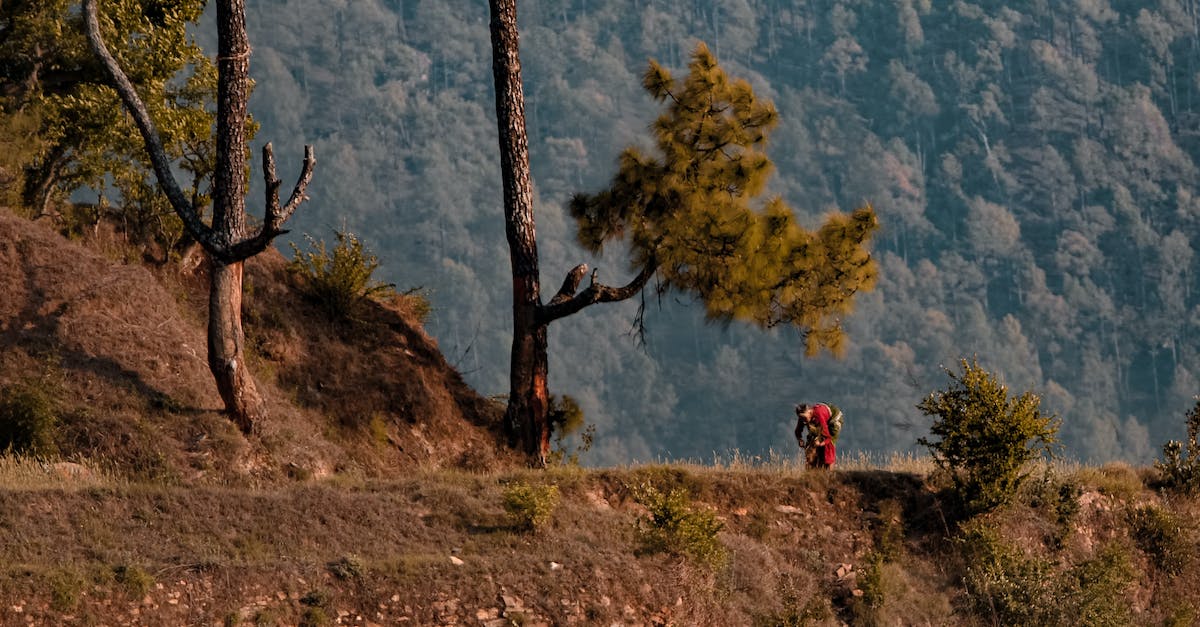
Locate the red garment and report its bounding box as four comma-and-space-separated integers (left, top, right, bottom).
812, 403, 837, 466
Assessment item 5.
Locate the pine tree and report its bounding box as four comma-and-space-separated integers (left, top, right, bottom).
488, 28, 879, 464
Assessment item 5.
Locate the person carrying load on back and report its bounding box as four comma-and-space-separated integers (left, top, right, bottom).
794, 403, 841, 469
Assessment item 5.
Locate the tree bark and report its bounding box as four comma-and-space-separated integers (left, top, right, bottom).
208, 260, 263, 432
489, 0, 549, 464
204, 0, 258, 432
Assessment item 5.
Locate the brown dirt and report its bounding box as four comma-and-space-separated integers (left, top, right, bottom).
0, 208, 519, 483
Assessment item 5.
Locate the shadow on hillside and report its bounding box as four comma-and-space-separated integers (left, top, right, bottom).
838, 469, 951, 540
1, 252, 202, 417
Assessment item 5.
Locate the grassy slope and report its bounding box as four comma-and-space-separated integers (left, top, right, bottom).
0, 459, 1196, 626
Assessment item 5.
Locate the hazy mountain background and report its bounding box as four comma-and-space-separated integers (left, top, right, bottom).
199, 0, 1200, 465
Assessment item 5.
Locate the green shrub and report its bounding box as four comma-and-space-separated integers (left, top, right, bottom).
1062, 544, 1136, 627
299, 606, 329, 627
326, 555, 366, 581
1157, 397, 1200, 494
957, 522, 1058, 625
1129, 504, 1190, 575
289, 229, 394, 319
0, 380, 59, 456
850, 551, 886, 626
873, 499, 905, 562
917, 358, 1060, 516
631, 482, 725, 567
47, 567, 85, 611
113, 564, 155, 596
547, 394, 594, 465
502, 482, 560, 532
959, 522, 1136, 626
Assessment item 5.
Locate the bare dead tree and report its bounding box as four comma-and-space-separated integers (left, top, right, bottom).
83, 0, 314, 433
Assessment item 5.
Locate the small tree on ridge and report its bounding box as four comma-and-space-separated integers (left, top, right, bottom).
84, 0, 315, 433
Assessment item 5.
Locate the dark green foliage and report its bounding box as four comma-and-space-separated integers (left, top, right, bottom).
918, 359, 1060, 516
112, 564, 154, 597
547, 394, 593, 465
631, 482, 725, 567
325, 555, 365, 581
1157, 398, 1200, 494
849, 551, 885, 626
502, 482, 560, 532
1129, 505, 1190, 575
570, 43, 878, 356
873, 499, 905, 562
289, 229, 394, 320
960, 521, 1136, 626
1062, 545, 1136, 627
1, 0, 223, 255
0, 379, 59, 456
958, 523, 1058, 625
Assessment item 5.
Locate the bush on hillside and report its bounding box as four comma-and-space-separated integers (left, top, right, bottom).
917, 358, 1060, 516
631, 482, 725, 567
0, 379, 59, 457
1129, 504, 1191, 575
957, 522, 1135, 626
289, 229, 394, 319
502, 482, 560, 532
547, 394, 594, 465
1156, 397, 1200, 494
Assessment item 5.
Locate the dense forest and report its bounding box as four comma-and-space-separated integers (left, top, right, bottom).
179, 0, 1199, 464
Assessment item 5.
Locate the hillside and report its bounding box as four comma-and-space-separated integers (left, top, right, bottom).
0, 458, 1196, 625
0, 208, 518, 482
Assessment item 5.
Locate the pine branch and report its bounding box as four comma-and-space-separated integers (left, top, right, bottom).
537, 260, 659, 325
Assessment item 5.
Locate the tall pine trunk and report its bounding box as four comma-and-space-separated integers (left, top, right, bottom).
207, 0, 259, 432
208, 261, 263, 432
488, 0, 551, 464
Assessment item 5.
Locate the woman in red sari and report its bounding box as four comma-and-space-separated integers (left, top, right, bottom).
794, 403, 836, 469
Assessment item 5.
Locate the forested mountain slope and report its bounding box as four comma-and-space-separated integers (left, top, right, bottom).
225, 0, 1200, 463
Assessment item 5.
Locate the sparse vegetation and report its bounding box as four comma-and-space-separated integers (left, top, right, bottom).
502, 481, 560, 532
113, 564, 155, 597
289, 229, 394, 319
631, 482, 725, 566
1157, 398, 1200, 494
46, 567, 85, 612
326, 555, 365, 581
0, 378, 60, 457
547, 394, 594, 465
1129, 504, 1191, 575
918, 358, 1061, 516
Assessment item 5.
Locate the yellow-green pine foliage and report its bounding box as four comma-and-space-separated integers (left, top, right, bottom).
917, 358, 1061, 516
570, 43, 878, 355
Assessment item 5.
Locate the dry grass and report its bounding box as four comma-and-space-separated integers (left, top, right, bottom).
0, 457, 1195, 625
0, 456, 114, 490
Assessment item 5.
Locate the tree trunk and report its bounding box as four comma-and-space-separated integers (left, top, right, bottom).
206, 0, 260, 431
488, 0, 549, 464
207, 260, 263, 433
84, 0, 314, 435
